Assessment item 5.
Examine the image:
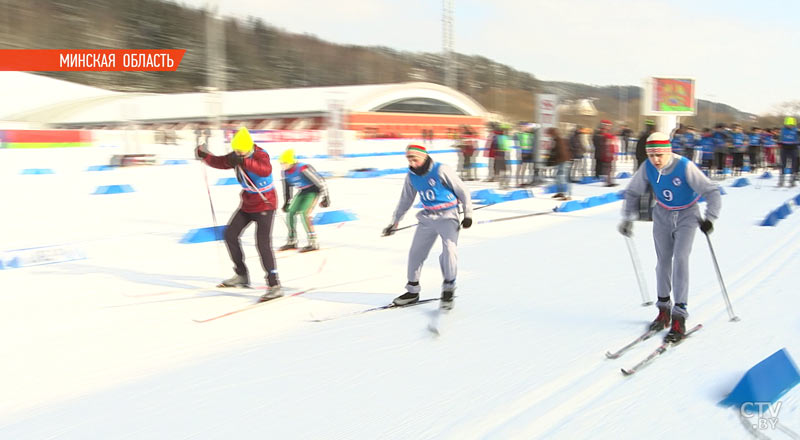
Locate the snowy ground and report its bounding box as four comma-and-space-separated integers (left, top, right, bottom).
2, 148, 799, 439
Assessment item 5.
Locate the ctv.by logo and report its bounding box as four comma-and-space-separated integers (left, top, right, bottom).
740, 401, 782, 430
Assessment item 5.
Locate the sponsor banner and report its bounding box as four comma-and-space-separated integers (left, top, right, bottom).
1, 245, 86, 270
224, 129, 321, 143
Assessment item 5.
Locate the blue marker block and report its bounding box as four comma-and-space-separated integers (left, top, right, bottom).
313, 210, 358, 225
555, 200, 586, 213
760, 212, 779, 226
616, 172, 632, 179
92, 184, 134, 195
602, 192, 620, 203
216, 177, 239, 186
504, 189, 533, 201
723, 168, 732, 175
794, 193, 800, 206
318, 171, 333, 178
180, 226, 227, 244
742, 166, 751, 172
579, 176, 601, 184
777, 204, 792, 219
87, 165, 114, 171
732, 177, 750, 187
584, 196, 603, 208
761, 171, 772, 179
719, 349, 800, 407
21, 168, 54, 175
162, 159, 188, 165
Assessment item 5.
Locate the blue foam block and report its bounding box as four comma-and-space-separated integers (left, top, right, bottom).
777, 204, 792, 219
617, 172, 632, 179
719, 349, 800, 407
584, 196, 603, 208
313, 210, 358, 225
163, 159, 188, 165
21, 168, 54, 175
382, 168, 407, 175
723, 168, 732, 175
346, 170, 383, 178
742, 166, 751, 172
504, 189, 533, 201
794, 193, 800, 205
556, 200, 586, 212
760, 212, 779, 227
732, 177, 750, 187
580, 176, 601, 184
92, 184, 134, 195
543, 184, 558, 194
602, 192, 621, 203
318, 171, 333, 178
761, 171, 773, 179
180, 226, 227, 244
87, 165, 114, 171
216, 177, 239, 186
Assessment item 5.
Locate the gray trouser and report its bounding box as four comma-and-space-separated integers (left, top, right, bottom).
652, 204, 700, 318
405, 209, 460, 294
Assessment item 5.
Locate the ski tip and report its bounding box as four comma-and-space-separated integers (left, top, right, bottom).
730, 316, 741, 322
641, 301, 654, 307
427, 324, 440, 336
621, 368, 634, 376
605, 352, 619, 359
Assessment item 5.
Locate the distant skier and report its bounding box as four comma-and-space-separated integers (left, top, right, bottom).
382, 144, 473, 310
277, 149, 330, 252
195, 127, 282, 302
618, 132, 721, 342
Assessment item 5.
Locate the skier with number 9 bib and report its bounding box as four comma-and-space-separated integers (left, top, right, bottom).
382, 145, 472, 310
618, 132, 721, 343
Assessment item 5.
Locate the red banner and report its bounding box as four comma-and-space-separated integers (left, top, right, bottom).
0, 50, 186, 71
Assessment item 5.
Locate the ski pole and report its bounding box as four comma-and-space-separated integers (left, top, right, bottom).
704, 232, 740, 322
624, 235, 653, 306
388, 203, 498, 234
198, 135, 220, 230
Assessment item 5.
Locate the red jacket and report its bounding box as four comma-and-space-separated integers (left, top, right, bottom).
203, 146, 277, 212
601, 132, 617, 162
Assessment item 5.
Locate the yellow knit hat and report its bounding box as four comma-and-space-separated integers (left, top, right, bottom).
279, 149, 296, 165
231, 127, 254, 153
785, 117, 796, 126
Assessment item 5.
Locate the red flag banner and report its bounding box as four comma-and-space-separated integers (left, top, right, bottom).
0, 49, 186, 71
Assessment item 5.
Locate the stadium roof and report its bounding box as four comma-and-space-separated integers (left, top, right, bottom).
2, 74, 486, 127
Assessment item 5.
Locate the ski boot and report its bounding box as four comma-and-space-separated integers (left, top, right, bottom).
393, 292, 419, 306
648, 305, 671, 332
218, 273, 250, 288
278, 239, 298, 251
299, 237, 319, 253
664, 315, 686, 343
258, 284, 282, 302
440, 290, 455, 311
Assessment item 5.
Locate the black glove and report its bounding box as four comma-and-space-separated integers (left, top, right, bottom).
618, 220, 633, 237
227, 153, 244, 168
320, 195, 330, 208
700, 219, 714, 234
461, 217, 472, 228
282, 202, 289, 213
195, 146, 209, 159
382, 223, 397, 236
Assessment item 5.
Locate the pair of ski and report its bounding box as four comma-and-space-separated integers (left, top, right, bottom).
606, 324, 703, 376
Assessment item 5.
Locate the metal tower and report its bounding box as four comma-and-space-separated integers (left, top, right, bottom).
442, 0, 455, 88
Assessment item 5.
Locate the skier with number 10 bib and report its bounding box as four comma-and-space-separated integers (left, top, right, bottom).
618, 132, 721, 343
382, 145, 472, 310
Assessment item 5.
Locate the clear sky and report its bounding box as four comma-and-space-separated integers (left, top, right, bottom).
182, 0, 797, 115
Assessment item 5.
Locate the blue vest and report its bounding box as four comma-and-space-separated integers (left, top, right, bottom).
748, 133, 761, 146
284, 163, 314, 190
780, 127, 798, 145
645, 156, 700, 210
699, 136, 714, 160
712, 131, 728, 151
731, 132, 745, 148
236, 151, 274, 194
671, 135, 683, 153
408, 162, 458, 211
682, 133, 696, 148
762, 133, 776, 147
